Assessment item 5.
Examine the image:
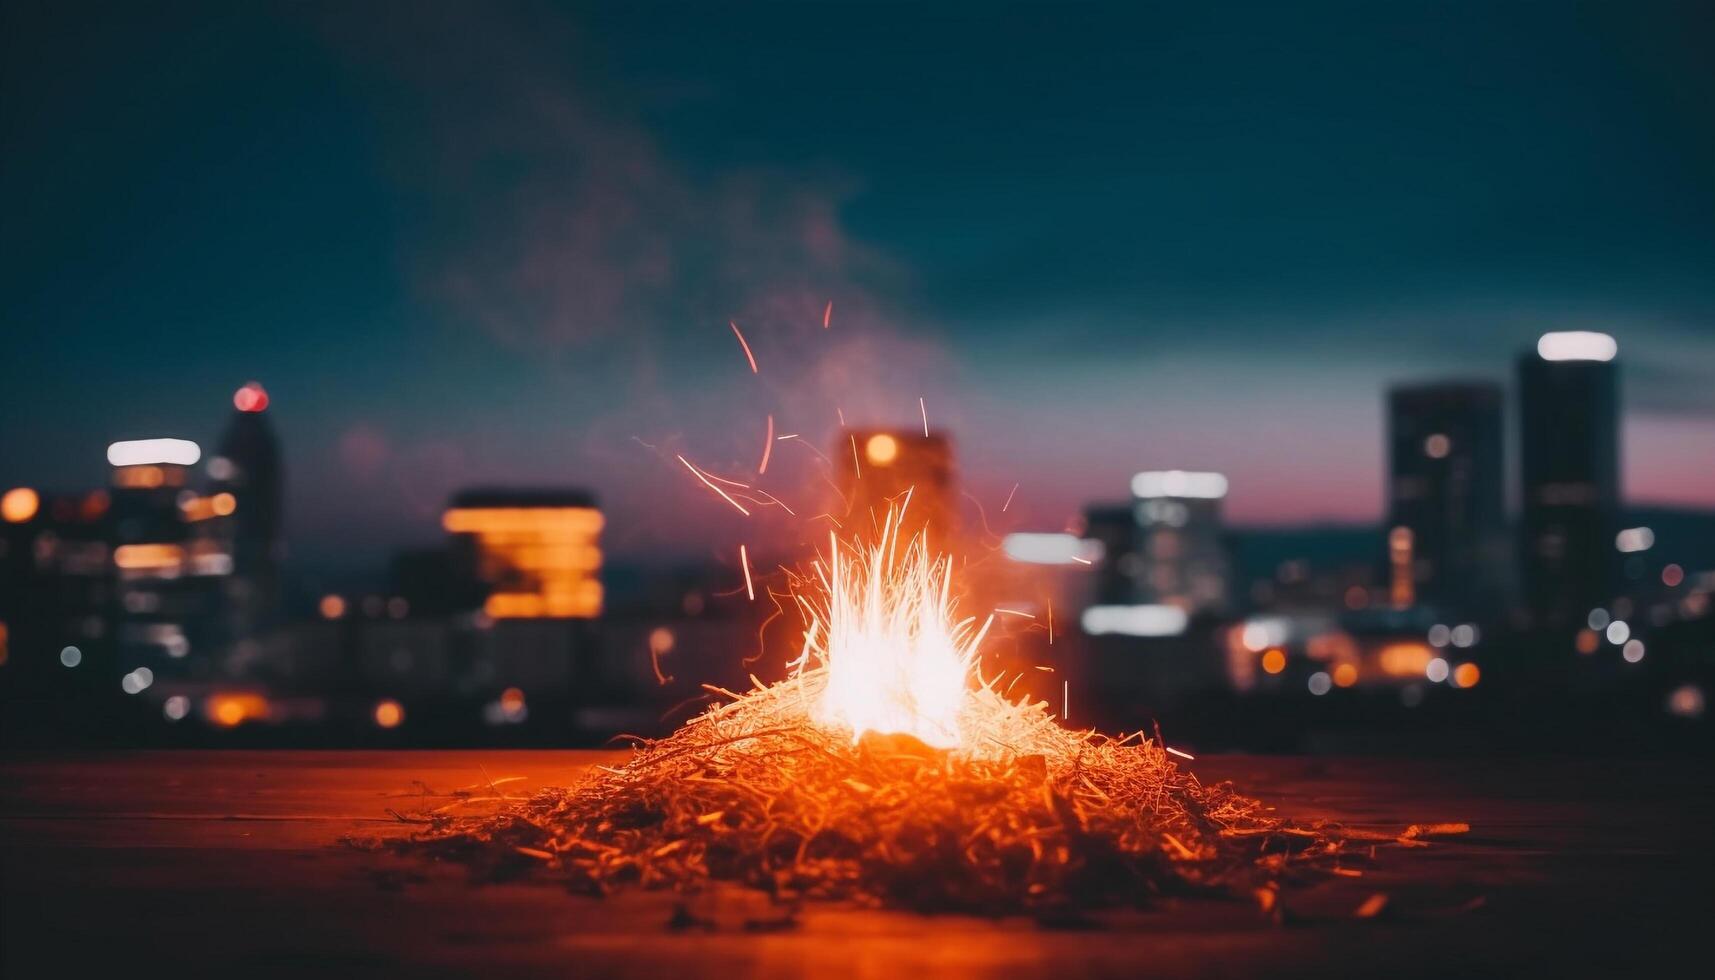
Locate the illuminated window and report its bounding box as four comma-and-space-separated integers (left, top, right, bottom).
444, 501, 604, 618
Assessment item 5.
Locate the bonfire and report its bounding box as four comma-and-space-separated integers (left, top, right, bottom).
386, 503, 1419, 914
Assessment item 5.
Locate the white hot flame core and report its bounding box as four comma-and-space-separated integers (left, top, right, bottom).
794, 501, 991, 749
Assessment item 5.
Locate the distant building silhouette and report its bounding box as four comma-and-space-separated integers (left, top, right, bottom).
209, 382, 284, 637
1081, 503, 1140, 605
833, 429, 956, 550
1128, 470, 1232, 616
1386, 381, 1508, 619
1517, 332, 1620, 630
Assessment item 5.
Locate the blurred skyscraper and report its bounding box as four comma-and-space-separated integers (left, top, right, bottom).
208, 382, 284, 638
1128, 470, 1232, 616
1386, 381, 1507, 618
1517, 332, 1620, 630
834, 429, 957, 549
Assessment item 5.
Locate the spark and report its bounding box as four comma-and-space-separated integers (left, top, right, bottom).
1034, 665, 1055, 672
1048, 601, 1054, 644
1001, 483, 1019, 512
1063, 681, 1069, 721
758, 415, 774, 474
849, 434, 862, 478
823, 300, 832, 329
919, 397, 929, 437
994, 607, 1036, 619
1166, 746, 1196, 761
750, 488, 797, 516
740, 545, 755, 601
837, 406, 847, 427
776, 433, 799, 440
729, 320, 759, 374
1070, 555, 1093, 566
676, 455, 752, 516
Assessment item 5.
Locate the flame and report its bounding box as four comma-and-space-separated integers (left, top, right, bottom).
793, 499, 992, 749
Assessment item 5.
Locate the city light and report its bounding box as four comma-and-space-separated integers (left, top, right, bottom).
206, 693, 268, 727
2, 486, 39, 523
1001, 532, 1103, 565
444, 502, 605, 619
1379, 642, 1434, 678
1622, 640, 1645, 663
1605, 620, 1630, 645
1452, 663, 1480, 688
106, 438, 201, 467
1307, 672, 1332, 695
1080, 604, 1189, 637
374, 699, 405, 729
1332, 663, 1359, 688
232, 381, 269, 413
1535, 330, 1617, 362
1667, 685, 1705, 719
319, 595, 347, 619
1260, 648, 1287, 674
114, 543, 185, 573
163, 696, 190, 721
1423, 433, 1451, 459
1426, 658, 1450, 683
1614, 527, 1654, 553
864, 433, 899, 466
120, 667, 154, 694
60, 646, 82, 668
1130, 470, 1228, 499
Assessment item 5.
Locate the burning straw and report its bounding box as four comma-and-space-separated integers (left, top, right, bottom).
390, 670, 1360, 913
386, 507, 1452, 914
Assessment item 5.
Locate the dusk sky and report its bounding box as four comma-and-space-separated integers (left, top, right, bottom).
4, 1, 1713, 568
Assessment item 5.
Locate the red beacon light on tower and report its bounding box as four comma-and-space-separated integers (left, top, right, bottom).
233, 381, 269, 413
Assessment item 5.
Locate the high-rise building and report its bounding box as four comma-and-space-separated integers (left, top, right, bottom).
208, 382, 284, 636
1080, 504, 1140, 605
443, 489, 604, 619
1517, 331, 1620, 630
833, 429, 956, 549
1386, 381, 1507, 618
106, 437, 209, 693
1129, 470, 1232, 616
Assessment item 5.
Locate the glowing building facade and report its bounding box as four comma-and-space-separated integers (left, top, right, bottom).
443, 489, 604, 619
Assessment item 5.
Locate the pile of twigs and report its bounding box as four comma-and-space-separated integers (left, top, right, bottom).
387, 670, 1357, 913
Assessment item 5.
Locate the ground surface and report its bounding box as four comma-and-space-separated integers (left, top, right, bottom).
1, 750, 1709, 978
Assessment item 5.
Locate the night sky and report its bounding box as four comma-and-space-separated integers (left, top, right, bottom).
4, 1, 1713, 569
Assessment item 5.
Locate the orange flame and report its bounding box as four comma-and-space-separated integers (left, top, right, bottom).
792, 498, 992, 749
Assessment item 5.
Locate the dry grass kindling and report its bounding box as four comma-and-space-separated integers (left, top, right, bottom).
387, 669, 1384, 914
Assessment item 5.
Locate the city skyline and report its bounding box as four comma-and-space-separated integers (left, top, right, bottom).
5, 1, 1715, 568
